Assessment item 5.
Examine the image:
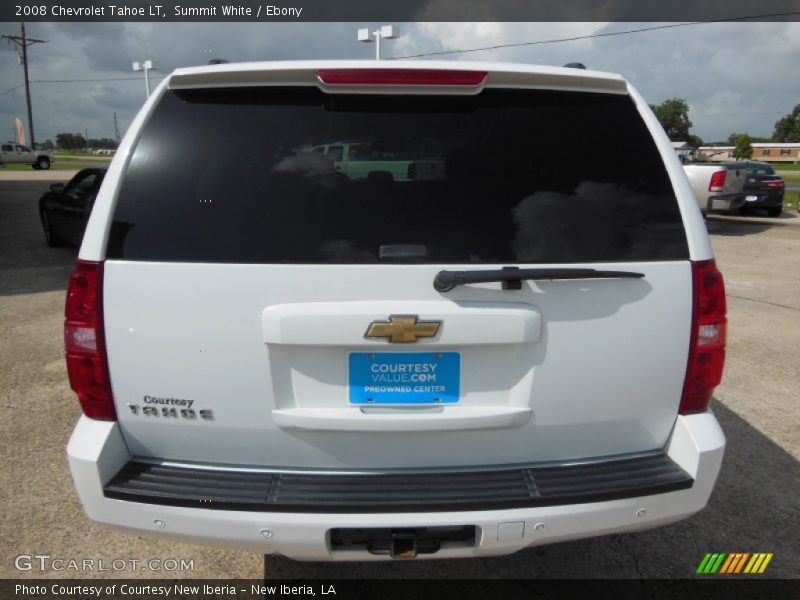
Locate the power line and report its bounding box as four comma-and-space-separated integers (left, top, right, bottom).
0, 84, 25, 98
31, 75, 167, 83
1, 23, 47, 147
693, 111, 781, 117
391, 11, 800, 60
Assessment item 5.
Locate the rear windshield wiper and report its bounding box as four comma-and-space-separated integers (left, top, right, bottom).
433, 266, 644, 292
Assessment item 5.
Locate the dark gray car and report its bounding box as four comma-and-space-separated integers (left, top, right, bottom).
39, 167, 107, 246
734, 161, 785, 217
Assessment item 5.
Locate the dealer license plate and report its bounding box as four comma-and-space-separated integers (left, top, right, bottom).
348, 352, 460, 405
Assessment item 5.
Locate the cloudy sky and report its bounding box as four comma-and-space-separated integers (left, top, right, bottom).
0, 21, 797, 144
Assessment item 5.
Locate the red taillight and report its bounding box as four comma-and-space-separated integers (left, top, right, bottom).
765, 179, 784, 189
316, 68, 488, 86
680, 260, 727, 415
65, 260, 116, 420
708, 170, 726, 192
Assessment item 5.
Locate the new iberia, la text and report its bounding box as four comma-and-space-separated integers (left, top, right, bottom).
16, 583, 336, 596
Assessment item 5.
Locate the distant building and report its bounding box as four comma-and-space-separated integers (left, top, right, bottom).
671, 141, 694, 162
697, 142, 800, 163
696, 146, 734, 162
750, 142, 800, 163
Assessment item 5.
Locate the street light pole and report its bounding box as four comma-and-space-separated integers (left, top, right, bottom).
357, 25, 399, 60
132, 60, 155, 98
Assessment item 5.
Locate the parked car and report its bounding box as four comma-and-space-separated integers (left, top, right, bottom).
0, 142, 53, 169
682, 161, 747, 215
66, 61, 726, 561
39, 167, 106, 246
738, 161, 785, 217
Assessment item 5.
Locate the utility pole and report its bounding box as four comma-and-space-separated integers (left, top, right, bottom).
1, 23, 47, 148
113, 113, 120, 144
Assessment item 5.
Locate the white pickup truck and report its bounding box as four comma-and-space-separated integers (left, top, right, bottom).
683, 162, 747, 215
0, 142, 52, 169
66, 60, 726, 561
311, 142, 446, 182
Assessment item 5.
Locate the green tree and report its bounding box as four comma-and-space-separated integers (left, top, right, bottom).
55, 133, 76, 150
649, 98, 693, 141
727, 132, 744, 145
87, 137, 118, 150
733, 134, 753, 160
728, 132, 770, 144
772, 104, 800, 142
56, 133, 88, 150
687, 134, 703, 148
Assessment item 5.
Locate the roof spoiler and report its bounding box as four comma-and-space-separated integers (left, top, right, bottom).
168, 62, 627, 95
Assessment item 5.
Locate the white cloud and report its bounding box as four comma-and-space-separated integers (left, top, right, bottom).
0, 21, 797, 143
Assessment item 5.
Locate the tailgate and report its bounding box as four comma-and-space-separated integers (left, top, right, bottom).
104, 260, 690, 468
101, 77, 692, 469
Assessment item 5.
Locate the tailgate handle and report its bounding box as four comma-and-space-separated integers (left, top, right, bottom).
434, 266, 644, 292
272, 406, 531, 432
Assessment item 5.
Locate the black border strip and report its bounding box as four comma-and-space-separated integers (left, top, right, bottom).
2, 579, 799, 600
3, 0, 800, 22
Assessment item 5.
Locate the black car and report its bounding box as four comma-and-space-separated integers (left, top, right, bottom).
735, 161, 785, 217
39, 167, 107, 246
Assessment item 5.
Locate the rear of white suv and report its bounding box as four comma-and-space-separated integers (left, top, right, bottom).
66, 61, 726, 561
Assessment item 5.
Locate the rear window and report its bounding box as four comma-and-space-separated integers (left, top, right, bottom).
746, 163, 775, 175
108, 87, 688, 263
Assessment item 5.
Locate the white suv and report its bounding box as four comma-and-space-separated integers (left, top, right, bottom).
66, 61, 726, 561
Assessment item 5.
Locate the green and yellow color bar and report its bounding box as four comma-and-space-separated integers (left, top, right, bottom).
696, 552, 773, 574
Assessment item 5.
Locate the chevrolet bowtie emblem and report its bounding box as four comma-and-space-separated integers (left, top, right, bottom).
365, 315, 441, 343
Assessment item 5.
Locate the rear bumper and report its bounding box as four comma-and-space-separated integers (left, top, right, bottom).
742, 191, 785, 208
67, 413, 725, 561
103, 453, 693, 513
706, 194, 745, 213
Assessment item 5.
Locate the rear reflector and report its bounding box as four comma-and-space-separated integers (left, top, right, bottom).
680, 260, 727, 415
708, 170, 726, 192
316, 69, 488, 86
64, 260, 116, 421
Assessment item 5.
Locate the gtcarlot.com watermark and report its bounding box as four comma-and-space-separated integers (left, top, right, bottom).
14, 554, 194, 572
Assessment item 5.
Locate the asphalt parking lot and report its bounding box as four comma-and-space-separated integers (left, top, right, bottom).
1, 173, 798, 580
